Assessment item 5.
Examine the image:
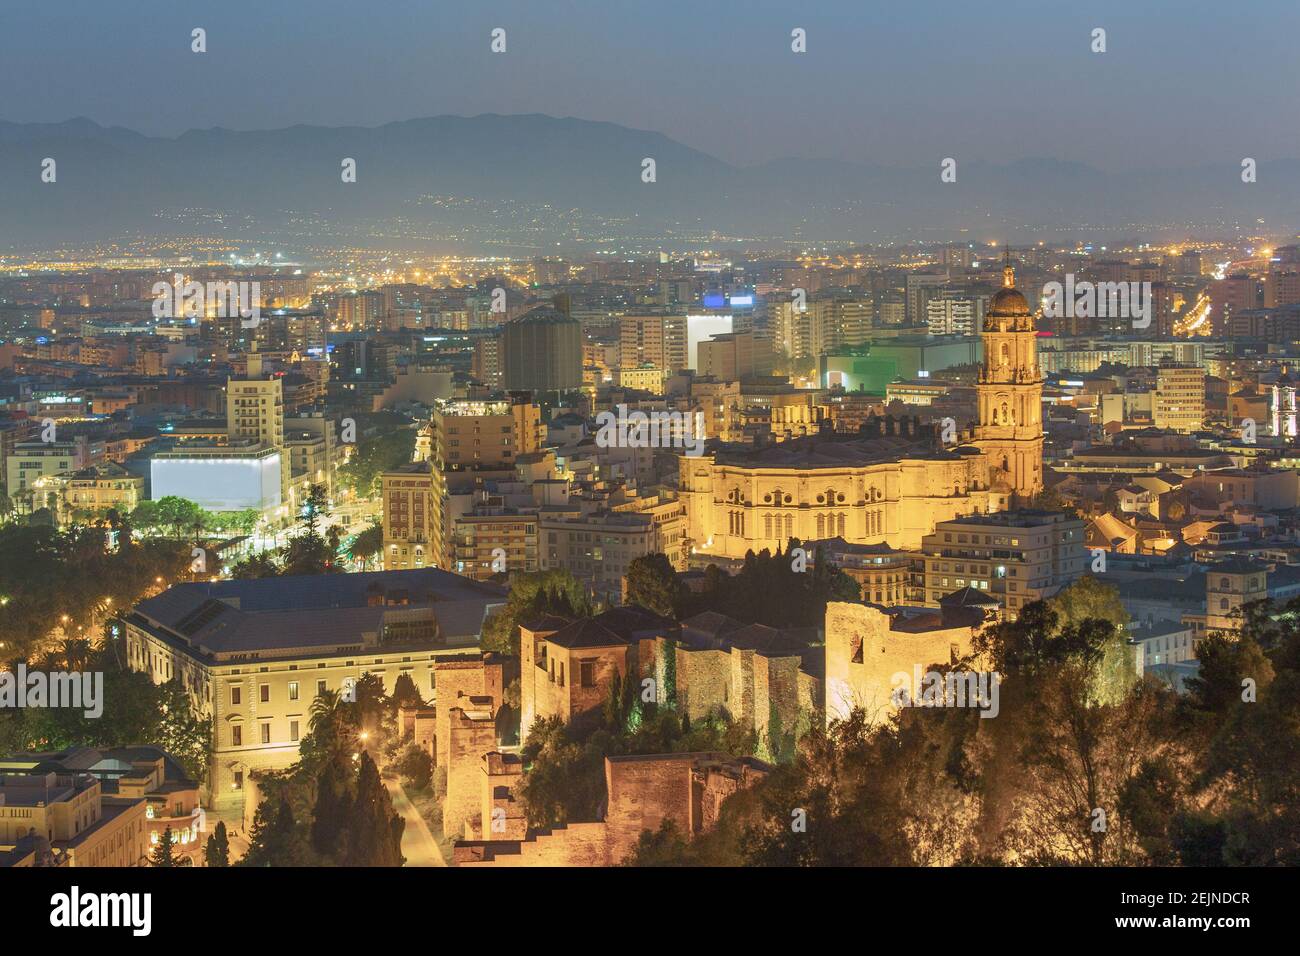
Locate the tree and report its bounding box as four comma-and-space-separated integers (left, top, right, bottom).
349, 522, 383, 571
517, 717, 607, 828
391, 672, 423, 709
310, 756, 352, 861
154, 496, 205, 539
241, 794, 311, 867
204, 821, 230, 867
480, 569, 592, 656
1048, 576, 1136, 705
337, 427, 417, 499
345, 752, 405, 866
624, 553, 682, 617
1049, 575, 1128, 632
155, 680, 213, 784
149, 826, 179, 867
397, 744, 434, 791
229, 551, 281, 579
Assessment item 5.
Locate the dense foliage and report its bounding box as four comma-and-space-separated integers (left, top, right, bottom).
626, 580, 1300, 866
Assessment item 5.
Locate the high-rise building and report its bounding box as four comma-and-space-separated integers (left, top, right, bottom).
501, 306, 582, 393
696, 330, 772, 381
905, 272, 948, 326
619, 312, 688, 373
382, 461, 438, 569
926, 287, 990, 336
1153, 364, 1206, 433
226, 359, 289, 505
432, 399, 544, 472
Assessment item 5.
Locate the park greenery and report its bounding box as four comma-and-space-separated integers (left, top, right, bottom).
0, 520, 193, 659
226, 484, 345, 578
336, 424, 417, 499
0, 640, 212, 784
625, 540, 861, 626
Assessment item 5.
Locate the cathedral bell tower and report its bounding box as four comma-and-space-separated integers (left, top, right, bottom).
973, 250, 1043, 500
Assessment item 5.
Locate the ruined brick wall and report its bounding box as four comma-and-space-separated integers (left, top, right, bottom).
559, 644, 633, 730
729, 647, 756, 725
824, 602, 977, 726
454, 822, 614, 866
603, 753, 699, 852
753, 654, 802, 753
454, 752, 772, 866
397, 705, 437, 757
694, 759, 770, 832
675, 646, 730, 721
479, 751, 527, 841
444, 707, 498, 840
433, 655, 503, 768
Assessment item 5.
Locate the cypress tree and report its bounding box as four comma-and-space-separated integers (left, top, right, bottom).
345, 752, 405, 867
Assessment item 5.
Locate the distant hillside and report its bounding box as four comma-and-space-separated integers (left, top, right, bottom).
0, 114, 1296, 249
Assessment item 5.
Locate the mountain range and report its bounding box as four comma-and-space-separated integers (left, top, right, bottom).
1, 114, 1296, 251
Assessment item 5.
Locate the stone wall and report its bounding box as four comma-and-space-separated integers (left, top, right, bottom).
479, 751, 527, 841
444, 705, 498, 840
433, 654, 503, 769
454, 752, 771, 867
824, 601, 978, 726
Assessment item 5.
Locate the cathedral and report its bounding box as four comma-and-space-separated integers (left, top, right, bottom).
680, 257, 1044, 556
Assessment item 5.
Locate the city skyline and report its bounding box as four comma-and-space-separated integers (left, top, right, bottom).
1, 3, 1296, 924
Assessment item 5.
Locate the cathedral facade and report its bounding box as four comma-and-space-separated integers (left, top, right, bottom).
680, 260, 1043, 559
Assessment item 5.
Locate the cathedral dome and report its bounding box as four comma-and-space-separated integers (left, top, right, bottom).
984, 252, 1035, 330
987, 286, 1030, 317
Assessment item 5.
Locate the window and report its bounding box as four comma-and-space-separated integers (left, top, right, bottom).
261, 724, 271, 745
233, 771, 244, 790
558, 662, 565, 688
580, 660, 596, 688
290, 720, 300, 742
260, 684, 270, 703
231, 686, 241, 706
316, 679, 327, 696
288, 681, 299, 701
232, 725, 242, 747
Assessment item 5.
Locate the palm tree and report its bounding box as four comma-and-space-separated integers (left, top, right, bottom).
309, 689, 354, 758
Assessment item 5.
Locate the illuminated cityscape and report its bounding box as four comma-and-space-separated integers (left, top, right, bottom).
0, 1, 1294, 934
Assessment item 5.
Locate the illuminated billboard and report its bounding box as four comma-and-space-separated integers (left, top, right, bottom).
151, 452, 282, 512
686, 314, 734, 370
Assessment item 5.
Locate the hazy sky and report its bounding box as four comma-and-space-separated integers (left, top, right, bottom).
2, 0, 1296, 171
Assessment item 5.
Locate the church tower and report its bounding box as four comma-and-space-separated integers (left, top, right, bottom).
973, 250, 1043, 499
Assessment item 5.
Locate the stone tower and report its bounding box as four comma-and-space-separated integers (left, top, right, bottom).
973, 251, 1043, 500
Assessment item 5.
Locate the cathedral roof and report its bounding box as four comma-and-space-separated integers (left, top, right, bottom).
984, 254, 1035, 330
987, 286, 1031, 317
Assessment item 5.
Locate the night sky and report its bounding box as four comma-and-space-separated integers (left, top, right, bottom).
1, 0, 1296, 171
